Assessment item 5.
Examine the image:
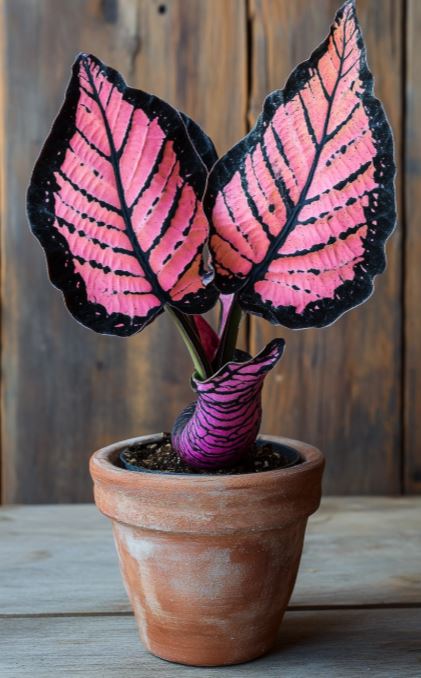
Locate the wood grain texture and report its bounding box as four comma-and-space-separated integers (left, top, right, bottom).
0, 0, 5, 504
1, 610, 421, 677
1, 498, 420, 615
0, 0, 246, 503
404, 1, 421, 493
248, 0, 402, 494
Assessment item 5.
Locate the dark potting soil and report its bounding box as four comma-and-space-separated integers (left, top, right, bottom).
119, 434, 300, 475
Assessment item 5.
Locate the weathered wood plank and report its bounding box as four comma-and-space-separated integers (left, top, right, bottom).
0, 0, 6, 504
248, 0, 402, 494
404, 1, 421, 493
1, 610, 420, 677
0, 0, 247, 503
0, 504, 127, 615
1, 498, 420, 615
298, 496, 421, 606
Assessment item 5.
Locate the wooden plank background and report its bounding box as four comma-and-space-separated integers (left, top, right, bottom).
0, 0, 416, 502
405, 0, 421, 493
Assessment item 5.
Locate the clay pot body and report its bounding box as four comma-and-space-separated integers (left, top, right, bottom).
90, 434, 324, 667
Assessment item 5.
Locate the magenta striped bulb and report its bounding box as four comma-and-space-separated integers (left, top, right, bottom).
172, 338, 285, 469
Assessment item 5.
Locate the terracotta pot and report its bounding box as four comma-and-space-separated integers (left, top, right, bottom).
90, 434, 324, 667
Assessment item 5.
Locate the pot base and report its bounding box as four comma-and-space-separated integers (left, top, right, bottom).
112, 518, 305, 667
145, 635, 276, 667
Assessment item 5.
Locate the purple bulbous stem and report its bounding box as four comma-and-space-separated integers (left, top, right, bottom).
171, 338, 285, 469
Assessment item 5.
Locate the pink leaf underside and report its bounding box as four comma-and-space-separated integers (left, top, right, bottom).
172, 338, 285, 468
218, 293, 235, 336
191, 293, 236, 364
205, 0, 395, 329
192, 315, 219, 362
27, 54, 217, 336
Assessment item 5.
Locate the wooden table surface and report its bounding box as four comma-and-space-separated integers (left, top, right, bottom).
1, 497, 420, 677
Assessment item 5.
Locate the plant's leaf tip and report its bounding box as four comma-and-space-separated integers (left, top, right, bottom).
205, 0, 395, 330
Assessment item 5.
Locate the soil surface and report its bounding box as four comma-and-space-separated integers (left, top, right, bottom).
119, 434, 300, 475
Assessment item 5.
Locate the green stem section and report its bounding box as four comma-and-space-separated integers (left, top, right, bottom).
214, 298, 242, 369
166, 306, 213, 381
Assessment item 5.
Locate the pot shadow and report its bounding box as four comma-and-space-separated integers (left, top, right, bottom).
269, 609, 358, 654
242, 608, 421, 673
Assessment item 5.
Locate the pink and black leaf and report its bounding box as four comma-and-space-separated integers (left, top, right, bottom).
27, 53, 218, 337
205, 0, 396, 329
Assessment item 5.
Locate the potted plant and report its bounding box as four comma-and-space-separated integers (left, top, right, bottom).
27, 0, 395, 667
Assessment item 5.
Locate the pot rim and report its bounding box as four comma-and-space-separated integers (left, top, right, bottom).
90, 433, 324, 492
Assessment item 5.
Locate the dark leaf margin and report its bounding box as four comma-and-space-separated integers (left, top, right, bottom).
204, 0, 397, 330
27, 53, 218, 337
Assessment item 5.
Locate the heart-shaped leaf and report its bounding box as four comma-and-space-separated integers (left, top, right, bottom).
205, 0, 396, 328
27, 53, 217, 336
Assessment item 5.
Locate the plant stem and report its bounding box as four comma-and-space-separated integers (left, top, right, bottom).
166, 306, 213, 381
214, 298, 242, 369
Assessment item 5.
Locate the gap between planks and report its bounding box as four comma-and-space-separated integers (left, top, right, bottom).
2, 601, 421, 621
